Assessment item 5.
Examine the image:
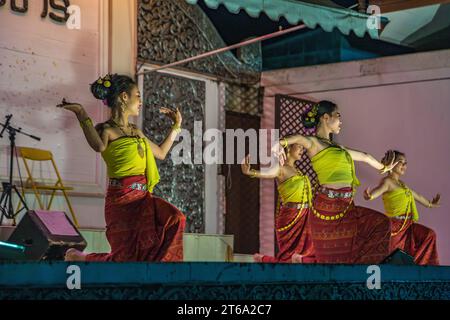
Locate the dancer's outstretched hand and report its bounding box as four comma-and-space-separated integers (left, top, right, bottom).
381, 158, 399, 174
430, 193, 441, 208
271, 142, 286, 166
57, 98, 84, 115
241, 155, 252, 175
160, 106, 182, 127
363, 188, 372, 201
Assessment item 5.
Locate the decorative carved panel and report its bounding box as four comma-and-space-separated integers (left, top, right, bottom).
224, 84, 263, 116
138, 0, 261, 84
142, 72, 205, 233
275, 95, 318, 190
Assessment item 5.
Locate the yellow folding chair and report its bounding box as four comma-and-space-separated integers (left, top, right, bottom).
16, 147, 79, 227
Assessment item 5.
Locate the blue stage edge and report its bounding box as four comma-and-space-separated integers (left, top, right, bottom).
1, 262, 450, 300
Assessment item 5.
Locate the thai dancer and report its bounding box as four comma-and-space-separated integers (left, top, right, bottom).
59, 74, 185, 262
364, 150, 440, 265
242, 142, 315, 263
276, 100, 396, 264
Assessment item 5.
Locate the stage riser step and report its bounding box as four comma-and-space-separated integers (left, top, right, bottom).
1, 227, 238, 262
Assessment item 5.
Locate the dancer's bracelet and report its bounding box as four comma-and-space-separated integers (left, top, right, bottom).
281, 138, 288, 148
249, 169, 258, 178
172, 124, 181, 134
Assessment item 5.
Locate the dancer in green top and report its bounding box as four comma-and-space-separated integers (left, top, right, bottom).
59, 74, 185, 262
364, 150, 440, 265
275, 100, 396, 264
242, 142, 315, 263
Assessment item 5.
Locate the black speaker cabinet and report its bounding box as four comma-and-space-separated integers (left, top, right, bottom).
8, 210, 87, 261
382, 249, 415, 265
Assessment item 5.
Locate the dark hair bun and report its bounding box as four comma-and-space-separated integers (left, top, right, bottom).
90, 74, 135, 108
302, 113, 318, 129
90, 77, 111, 101
381, 150, 405, 166
302, 100, 337, 129
302, 104, 319, 128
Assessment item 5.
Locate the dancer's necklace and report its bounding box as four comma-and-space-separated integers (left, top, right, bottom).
316, 135, 337, 146
286, 163, 301, 175
389, 175, 405, 188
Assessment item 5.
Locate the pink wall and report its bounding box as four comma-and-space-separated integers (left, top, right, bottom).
262, 49, 450, 265
0, 1, 108, 227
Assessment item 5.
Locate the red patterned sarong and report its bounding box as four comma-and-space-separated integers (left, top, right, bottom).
261, 206, 315, 263
310, 187, 390, 264
86, 175, 185, 262
390, 216, 439, 265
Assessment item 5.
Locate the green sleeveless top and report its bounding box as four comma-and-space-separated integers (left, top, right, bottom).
311, 146, 360, 187
382, 183, 419, 222
278, 174, 312, 204
101, 137, 160, 193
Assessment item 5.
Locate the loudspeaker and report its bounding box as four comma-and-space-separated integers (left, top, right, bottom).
7, 210, 87, 261
382, 249, 415, 265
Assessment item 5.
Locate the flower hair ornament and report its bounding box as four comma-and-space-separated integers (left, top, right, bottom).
304, 103, 319, 124
96, 74, 112, 88
95, 74, 112, 105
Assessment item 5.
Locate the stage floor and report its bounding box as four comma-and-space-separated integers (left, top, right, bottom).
1, 262, 449, 300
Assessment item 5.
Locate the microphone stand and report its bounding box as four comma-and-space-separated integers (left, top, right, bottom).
0, 114, 41, 225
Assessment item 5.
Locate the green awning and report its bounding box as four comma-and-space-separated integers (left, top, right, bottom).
186, 0, 381, 39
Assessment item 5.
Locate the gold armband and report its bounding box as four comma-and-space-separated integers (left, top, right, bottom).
172, 123, 182, 134
79, 117, 93, 129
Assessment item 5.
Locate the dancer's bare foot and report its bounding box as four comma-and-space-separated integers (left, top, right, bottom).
65, 248, 87, 262
291, 253, 303, 263
253, 253, 264, 263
